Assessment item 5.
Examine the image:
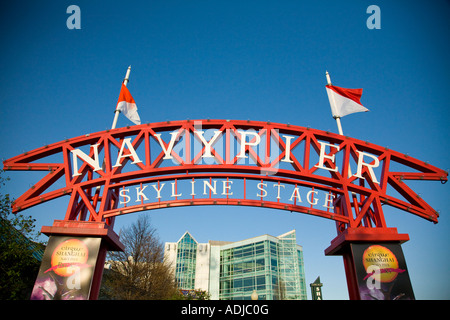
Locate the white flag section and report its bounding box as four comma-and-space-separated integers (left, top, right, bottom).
326, 84, 369, 118
116, 83, 141, 125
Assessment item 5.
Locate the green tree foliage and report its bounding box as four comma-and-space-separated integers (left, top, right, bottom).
0, 170, 44, 300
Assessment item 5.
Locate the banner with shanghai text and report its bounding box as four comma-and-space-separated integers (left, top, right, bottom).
351, 243, 415, 300
30, 236, 101, 300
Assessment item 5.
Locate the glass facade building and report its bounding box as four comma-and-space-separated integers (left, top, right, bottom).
175, 232, 197, 289
165, 230, 307, 300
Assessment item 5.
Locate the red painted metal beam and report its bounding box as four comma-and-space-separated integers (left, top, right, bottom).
3, 119, 447, 233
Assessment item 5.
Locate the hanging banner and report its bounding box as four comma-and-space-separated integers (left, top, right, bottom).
351, 243, 415, 300
30, 236, 101, 300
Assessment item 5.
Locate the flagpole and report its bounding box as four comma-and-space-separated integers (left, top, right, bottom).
98, 66, 132, 199
326, 71, 353, 180
111, 66, 131, 130
326, 71, 344, 136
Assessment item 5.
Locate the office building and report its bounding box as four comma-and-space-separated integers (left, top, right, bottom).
164, 230, 307, 300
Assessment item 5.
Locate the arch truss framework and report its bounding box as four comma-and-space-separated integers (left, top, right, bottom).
4, 119, 446, 232
4, 119, 448, 300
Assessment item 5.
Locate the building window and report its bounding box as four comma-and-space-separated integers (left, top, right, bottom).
167, 230, 307, 300
175, 232, 197, 289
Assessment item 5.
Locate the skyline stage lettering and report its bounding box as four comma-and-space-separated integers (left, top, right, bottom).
116, 177, 336, 212
3, 119, 447, 226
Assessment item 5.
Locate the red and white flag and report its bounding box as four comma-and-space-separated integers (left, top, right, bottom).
325, 84, 369, 118
116, 83, 141, 125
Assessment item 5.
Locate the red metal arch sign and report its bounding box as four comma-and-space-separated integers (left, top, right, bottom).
3, 119, 447, 234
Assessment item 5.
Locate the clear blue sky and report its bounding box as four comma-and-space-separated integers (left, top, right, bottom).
1, 0, 449, 300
